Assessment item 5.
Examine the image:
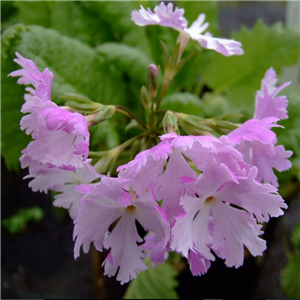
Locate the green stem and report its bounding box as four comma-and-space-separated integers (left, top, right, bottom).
115, 105, 147, 130
156, 80, 170, 112
149, 96, 156, 133
116, 134, 144, 152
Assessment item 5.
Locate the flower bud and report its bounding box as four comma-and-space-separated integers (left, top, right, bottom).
176, 31, 191, 60
147, 64, 159, 98
85, 105, 116, 126
162, 110, 179, 134
60, 93, 101, 113
140, 86, 151, 109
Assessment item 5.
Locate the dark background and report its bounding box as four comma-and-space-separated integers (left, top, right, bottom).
2, 1, 299, 299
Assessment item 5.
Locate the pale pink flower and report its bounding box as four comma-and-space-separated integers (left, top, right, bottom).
140, 233, 170, 266
171, 159, 287, 268
119, 133, 245, 223
73, 177, 170, 284
10, 53, 90, 170
9, 52, 53, 102
232, 140, 292, 187
188, 250, 211, 276
20, 153, 99, 219
24, 107, 90, 170
228, 69, 293, 187
117, 141, 173, 194
9, 52, 56, 137
228, 117, 279, 145
20, 96, 57, 138
131, 2, 187, 31
131, 2, 243, 56
254, 68, 291, 121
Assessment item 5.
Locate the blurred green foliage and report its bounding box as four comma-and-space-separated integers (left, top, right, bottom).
2, 206, 44, 234
281, 223, 300, 298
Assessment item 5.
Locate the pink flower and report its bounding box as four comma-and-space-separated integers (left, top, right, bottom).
117, 141, 173, 194
140, 233, 170, 266
10, 53, 90, 170
119, 133, 244, 223
9, 52, 53, 102
228, 69, 293, 187
131, 2, 187, 31
24, 107, 90, 170
254, 68, 291, 121
171, 159, 287, 268
228, 117, 279, 145
20, 96, 57, 138
73, 177, 170, 284
20, 153, 99, 219
9, 52, 56, 137
131, 2, 243, 56
188, 250, 211, 276
232, 140, 292, 187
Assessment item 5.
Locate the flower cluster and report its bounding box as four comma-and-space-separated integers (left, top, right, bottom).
11, 2, 292, 286
10, 53, 98, 220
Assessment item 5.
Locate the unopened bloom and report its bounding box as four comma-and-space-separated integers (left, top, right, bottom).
73, 177, 170, 284
131, 2, 243, 56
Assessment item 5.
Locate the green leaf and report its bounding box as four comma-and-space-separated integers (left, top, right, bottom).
123, 258, 179, 299
1, 1, 19, 32
96, 42, 153, 86
12, 1, 113, 47
86, 1, 152, 55
2, 206, 44, 234
160, 92, 204, 116
13, 1, 54, 27
200, 20, 300, 118
1, 24, 126, 171
281, 223, 300, 298
291, 223, 300, 248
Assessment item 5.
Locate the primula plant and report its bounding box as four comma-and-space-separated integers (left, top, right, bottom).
2, 1, 300, 298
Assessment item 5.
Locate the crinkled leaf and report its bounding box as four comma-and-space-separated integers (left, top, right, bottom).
1, 1, 18, 32
97, 42, 153, 86
89, 120, 120, 150
123, 258, 179, 299
1, 24, 126, 171
200, 20, 300, 118
160, 92, 204, 116
13, 1, 55, 27
86, 1, 152, 55
12, 1, 114, 46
